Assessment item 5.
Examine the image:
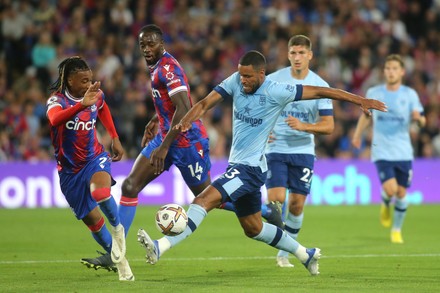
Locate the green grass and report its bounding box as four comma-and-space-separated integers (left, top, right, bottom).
1, 205, 439, 292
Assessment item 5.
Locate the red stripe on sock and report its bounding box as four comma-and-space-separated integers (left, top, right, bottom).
120, 195, 138, 207
91, 187, 111, 203
88, 217, 105, 232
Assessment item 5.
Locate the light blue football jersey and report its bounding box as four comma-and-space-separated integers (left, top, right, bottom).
214, 72, 303, 172
367, 84, 424, 161
266, 67, 333, 155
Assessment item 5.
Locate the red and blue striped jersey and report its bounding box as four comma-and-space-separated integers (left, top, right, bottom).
149, 51, 208, 147
46, 90, 106, 174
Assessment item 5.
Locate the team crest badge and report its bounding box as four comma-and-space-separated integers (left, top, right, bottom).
259, 95, 266, 106
166, 72, 175, 80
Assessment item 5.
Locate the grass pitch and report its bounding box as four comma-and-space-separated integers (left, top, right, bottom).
1, 205, 439, 292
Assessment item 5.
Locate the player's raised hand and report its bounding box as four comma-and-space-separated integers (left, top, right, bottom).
81, 81, 101, 107
111, 137, 124, 162
360, 98, 387, 116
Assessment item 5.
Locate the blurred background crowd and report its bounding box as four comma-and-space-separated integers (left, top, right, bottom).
1, 0, 440, 162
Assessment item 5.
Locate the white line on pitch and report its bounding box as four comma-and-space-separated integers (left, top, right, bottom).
1, 253, 440, 265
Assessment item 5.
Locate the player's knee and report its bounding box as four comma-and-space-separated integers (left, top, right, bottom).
192, 194, 219, 212
289, 204, 303, 216
121, 177, 137, 198
91, 187, 111, 203
87, 217, 105, 232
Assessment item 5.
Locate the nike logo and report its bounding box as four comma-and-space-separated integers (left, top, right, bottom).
111, 250, 121, 263
111, 250, 121, 262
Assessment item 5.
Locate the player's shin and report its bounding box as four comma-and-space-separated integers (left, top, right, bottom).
393, 197, 408, 230
253, 222, 309, 262
119, 196, 138, 237
92, 188, 120, 226
161, 204, 207, 252
88, 217, 112, 253
285, 212, 304, 240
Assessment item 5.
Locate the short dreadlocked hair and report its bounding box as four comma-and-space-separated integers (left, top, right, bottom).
49, 56, 90, 93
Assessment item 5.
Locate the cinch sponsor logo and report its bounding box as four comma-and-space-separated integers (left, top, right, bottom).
66, 118, 96, 130
234, 110, 263, 127
152, 88, 161, 99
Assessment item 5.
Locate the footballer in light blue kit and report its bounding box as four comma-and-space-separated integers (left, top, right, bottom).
265, 35, 334, 268
352, 54, 425, 244
138, 50, 386, 275
266, 69, 332, 156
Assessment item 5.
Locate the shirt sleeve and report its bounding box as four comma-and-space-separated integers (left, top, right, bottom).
159, 63, 188, 97
410, 88, 424, 114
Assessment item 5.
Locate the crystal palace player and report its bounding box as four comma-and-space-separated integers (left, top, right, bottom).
46, 57, 133, 281
122, 25, 212, 240
82, 24, 213, 274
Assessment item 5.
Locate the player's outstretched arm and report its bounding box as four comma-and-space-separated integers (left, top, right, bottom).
174, 90, 223, 132
301, 86, 387, 115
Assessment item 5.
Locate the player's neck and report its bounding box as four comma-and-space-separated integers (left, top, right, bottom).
65, 89, 82, 101
291, 67, 309, 80
386, 82, 401, 92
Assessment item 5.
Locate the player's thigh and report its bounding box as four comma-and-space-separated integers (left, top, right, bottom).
59, 171, 97, 220
212, 164, 265, 217
192, 185, 223, 212
286, 154, 315, 196
90, 171, 112, 190
266, 153, 289, 190
395, 161, 412, 198
189, 178, 211, 197
87, 152, 114, 190
174, 139, 211, 194
395, 161, 413, 188
375, 160, 399, 195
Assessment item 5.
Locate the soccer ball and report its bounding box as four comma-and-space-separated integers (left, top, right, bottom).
155, 204, 188, 236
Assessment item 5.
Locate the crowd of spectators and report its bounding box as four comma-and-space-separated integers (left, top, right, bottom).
1, 0, 440, 162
